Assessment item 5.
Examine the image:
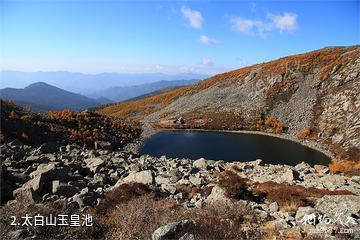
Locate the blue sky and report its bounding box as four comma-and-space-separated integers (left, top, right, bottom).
0, 0, 359, 74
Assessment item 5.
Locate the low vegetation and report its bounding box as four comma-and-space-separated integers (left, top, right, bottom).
0, 100, 141, 148
297, 127, 312, 140
253, 181, 353, 208
0, 183, 265, 239
329, 160, 360, 176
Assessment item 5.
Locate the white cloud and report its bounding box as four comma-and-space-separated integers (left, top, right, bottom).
199, 35, 219, 45
181, 6, 203, 29
231, 12, 298, 38
267, 12, 298, 32
202, 58, 214, 66
231, 17, 271, 38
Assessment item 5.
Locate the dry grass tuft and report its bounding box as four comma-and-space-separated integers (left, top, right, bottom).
218, 171, 262, 202
279, 200, 300, 212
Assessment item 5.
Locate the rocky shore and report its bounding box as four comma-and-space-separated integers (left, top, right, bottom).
1, 140, 360, 239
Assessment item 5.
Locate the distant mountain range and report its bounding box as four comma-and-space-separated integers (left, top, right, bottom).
0, 79, 200, 111
89, 79, 199, 102
0, 82, 104, 111
0, 71, 209, 94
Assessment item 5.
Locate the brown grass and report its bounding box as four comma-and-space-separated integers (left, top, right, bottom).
217, 171, 262, 202
0, 183, 268, 239
254, 181, 353, 208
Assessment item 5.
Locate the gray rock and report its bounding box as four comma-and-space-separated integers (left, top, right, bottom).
13, 187, 40, 203
206, 185, 232, 204
295, 206, 315, 222
152, 219, 195, 240
85, 158, 105, 173
94, 141, 112, 150
73, 193, 96, 208
9, 139, 23, 146
122, 170, 154, 185
155, 175, 171, 185
269, 202, 279, 212
161, 184, 177, 194
194, 199, 204, 208
38, 142, 59, 153
315, 195, 360, 220
193, 158, 208, 169
52, 180, 79, 197
25, 155, 49, 163
276, 169, 300, 184
189, 175, 203, 186
23, 175, 45, 192
7, 229, 30, 240
314, 165, 329, 174
29, 163, 69, 181
179, 233, 195, 240
294, 162, 313, 174
174, 192, 184, 200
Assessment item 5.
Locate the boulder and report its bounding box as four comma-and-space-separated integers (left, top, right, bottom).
23, 175, 45, 192
155, 175, 171, 185
206, 185, 232, 204
275, 169, 300, 184
52, 180, 79, 197
179, 233, 195, 240
314, 165, 329, 174
8, 139, 23, 147
13, 187, 40, 203
174, 117, 185, 124
94, 141, 112, 150
295, 206, 315, 222
7, 229, 31, 240
269, 202, 279, 212
189, 175, 203, 186
152, 220, 195, 240
294, 162, 313, 174
161, 184, 177, 194
29, 163, 69, 181
73, 194, 96, 208
25, 155, 50, 163
122, 170, 154, 185
85, 158, 105, 173
38, 142, 59, 153
315, 195, 360, 220
193, 158, 208, 170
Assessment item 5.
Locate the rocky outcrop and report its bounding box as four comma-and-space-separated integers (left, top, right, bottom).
1, 141, 360, 239
152, 220, 195, 240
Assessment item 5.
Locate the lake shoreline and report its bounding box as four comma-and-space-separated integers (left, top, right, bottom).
125, 124, 334, 163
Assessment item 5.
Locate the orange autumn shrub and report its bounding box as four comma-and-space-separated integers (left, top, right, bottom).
297, 127, 311, 140
329, 160, 360, 176
265, 117, 284, 133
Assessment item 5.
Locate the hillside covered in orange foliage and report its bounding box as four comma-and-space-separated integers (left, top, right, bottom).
98, 46, 360, 173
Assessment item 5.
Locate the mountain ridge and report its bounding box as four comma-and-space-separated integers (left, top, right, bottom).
0, 82, 101, 111
0, 70, 209, 94
98, 45, 360, 163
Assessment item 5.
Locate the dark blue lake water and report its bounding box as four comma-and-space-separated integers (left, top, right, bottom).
139, 130, 331, 166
